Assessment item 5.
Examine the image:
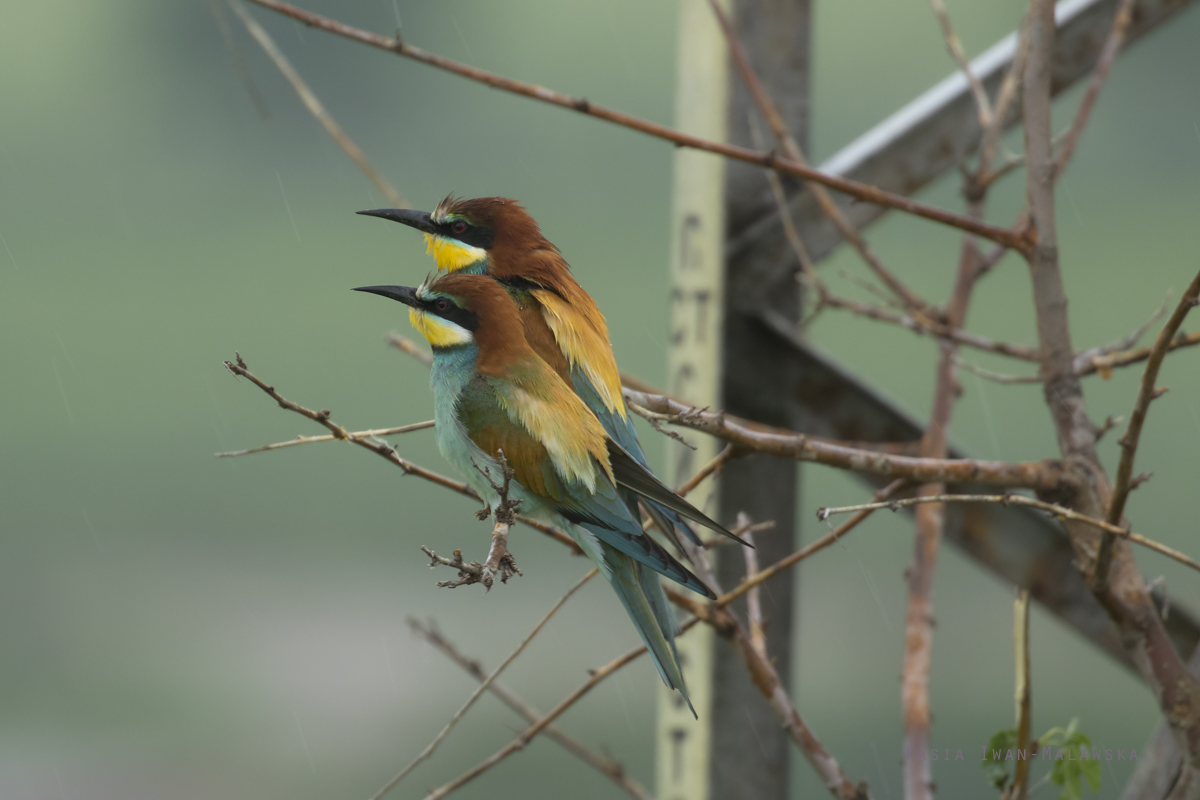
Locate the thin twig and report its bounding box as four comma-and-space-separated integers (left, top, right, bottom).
704, 520, 775, 550
958, 327, 1200, 385
222, 353, 581, 554
979, 9, 1032, 176
207, 0, 271, 119
1097, 268, 1200, 589
929, 0, 992, 130
951, 356, 1040, 385
819, 292, 1039, 362
739, 517, 767, 660
1006, 589, 1033, 800
227, 0, 407, 208
974, 241, 1011, 280
617, 372, 664, 397
975, 152, 1026, 192
741, 109, 831, 326
716, 480, 907, 609
366, 569, 596, 800
902, 141, 987, 799
387, 332, 433, 366
418, 623, 693, 800
1074, 290, 1172, 368
837, 268, 908, 311
816, 494, 1200, 575
764, 167, 819, 284
739, 532, 768, 662
407, 619, 655, 800
709, 0, 931, 314
675, 443, 740, 497
665, 589, 872, 800
215, 420, 433, 457
627, 401, 696, 450
1127, 534, 1200, 577
1077, 330, 1200, 378
1053, 0, 1137, 176
243, 0, 1029, 253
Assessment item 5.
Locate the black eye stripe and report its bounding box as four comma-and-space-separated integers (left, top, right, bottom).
422, 297, 479, 333
438, 219, 495, 250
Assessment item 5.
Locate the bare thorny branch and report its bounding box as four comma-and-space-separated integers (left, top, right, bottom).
1095, 270, 1200, 591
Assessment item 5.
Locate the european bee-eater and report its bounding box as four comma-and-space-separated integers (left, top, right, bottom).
354, 273, 723, 713
357, 197, 734, 552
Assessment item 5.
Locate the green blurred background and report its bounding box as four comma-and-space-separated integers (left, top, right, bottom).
2, 1, 1198, 797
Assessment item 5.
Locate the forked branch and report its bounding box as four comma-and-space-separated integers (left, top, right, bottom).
1096, 268, 1200, 589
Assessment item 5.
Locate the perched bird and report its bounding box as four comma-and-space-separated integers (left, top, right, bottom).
354, 273, 725, 713
357, 197, 738, 552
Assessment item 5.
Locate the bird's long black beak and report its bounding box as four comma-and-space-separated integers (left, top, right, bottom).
353, 284, 420, 307
356, 208, 438, 235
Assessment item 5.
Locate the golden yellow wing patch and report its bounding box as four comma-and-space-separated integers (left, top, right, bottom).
531, 289, 626, 420
499, 358, 615, 492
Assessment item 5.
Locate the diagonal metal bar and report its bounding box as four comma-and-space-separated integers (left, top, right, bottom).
754, 311, 1200, 671
727, 0, 1198, 269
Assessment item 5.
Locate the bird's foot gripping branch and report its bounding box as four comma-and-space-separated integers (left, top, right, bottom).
420, 545, 521, 590
414, 452, 535, 592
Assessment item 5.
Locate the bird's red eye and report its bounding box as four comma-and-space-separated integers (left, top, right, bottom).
451, 221, 468, 235
434, 298, 451, 312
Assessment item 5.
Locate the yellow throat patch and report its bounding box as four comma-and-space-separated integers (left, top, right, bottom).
425, 233, 487, 272
409, 307, 473, 349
